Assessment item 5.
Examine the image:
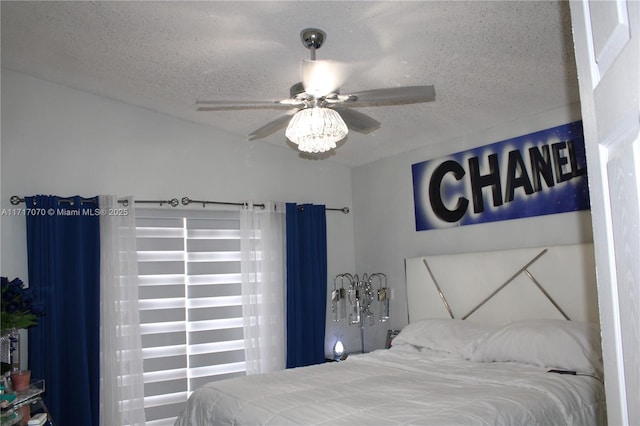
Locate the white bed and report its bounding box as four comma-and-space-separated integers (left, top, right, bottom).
175, 243, 606, 425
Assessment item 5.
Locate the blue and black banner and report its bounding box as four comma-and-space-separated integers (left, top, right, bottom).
412, 121, 590, 231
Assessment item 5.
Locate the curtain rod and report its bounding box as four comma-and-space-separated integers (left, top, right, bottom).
9, 195, 350, 214
180, 197, 349, 213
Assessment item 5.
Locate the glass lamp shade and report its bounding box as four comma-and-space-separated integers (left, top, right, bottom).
333, 339, 345, 359
285, 107, 348, 153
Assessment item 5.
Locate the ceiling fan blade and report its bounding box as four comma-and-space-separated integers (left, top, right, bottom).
248, 110, 299, 140
335, 108, 381, 134
301, 59, 351, 97
343, 85, 436, 107
196, 100, 300, 111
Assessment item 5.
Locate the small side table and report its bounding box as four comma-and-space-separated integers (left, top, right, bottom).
15, 396, 51, 425
0, 380, 52, 425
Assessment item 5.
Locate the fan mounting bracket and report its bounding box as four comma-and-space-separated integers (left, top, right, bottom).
300, 28, 326, 60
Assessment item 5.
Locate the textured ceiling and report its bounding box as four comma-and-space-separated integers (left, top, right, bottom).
1, 1, 579, 167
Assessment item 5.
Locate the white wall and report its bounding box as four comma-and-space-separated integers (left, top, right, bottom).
1, 70, 596, 359
350, 102, 594, 351
1, 69, 356, 357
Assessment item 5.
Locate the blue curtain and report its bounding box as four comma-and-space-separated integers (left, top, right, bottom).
286, 203, 327, 368
26, 195, 100, 426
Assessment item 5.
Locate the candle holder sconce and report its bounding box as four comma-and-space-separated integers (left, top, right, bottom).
332, 272, 390, 354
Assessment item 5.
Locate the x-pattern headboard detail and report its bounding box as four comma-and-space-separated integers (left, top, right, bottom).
405, 243, 598, 325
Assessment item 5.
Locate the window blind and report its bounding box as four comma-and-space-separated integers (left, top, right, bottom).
136, 208, 246, 425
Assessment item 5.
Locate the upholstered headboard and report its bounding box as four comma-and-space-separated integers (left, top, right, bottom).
405, 243, 599, 324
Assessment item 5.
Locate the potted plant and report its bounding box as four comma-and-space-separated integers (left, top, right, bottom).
1, 277, 44, 375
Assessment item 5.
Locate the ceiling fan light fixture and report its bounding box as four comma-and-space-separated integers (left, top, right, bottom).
196, 28, 436, 152
285, 107, 348, 153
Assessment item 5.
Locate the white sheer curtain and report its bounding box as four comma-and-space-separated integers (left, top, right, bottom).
99, 195, 146, 426
240, 201, 287, 375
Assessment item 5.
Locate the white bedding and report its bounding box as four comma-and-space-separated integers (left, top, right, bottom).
175, 346, 606, 425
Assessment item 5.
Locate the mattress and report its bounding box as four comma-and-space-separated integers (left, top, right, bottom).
174, 346, 606, 425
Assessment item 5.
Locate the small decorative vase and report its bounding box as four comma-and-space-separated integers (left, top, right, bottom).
17, 404, 31, 423
10, 369, 31, 392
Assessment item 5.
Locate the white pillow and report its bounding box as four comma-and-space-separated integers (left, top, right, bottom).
470, 319, 603, 378
392, 319, 497, 356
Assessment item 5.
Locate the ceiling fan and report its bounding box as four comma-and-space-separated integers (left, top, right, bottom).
196, 28, 436, 153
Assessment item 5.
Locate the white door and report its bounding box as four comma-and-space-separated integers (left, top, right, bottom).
570, 1, 639, 425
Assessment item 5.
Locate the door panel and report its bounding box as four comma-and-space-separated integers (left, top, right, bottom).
589, 0, 630, 76
570, 0, 639, 424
